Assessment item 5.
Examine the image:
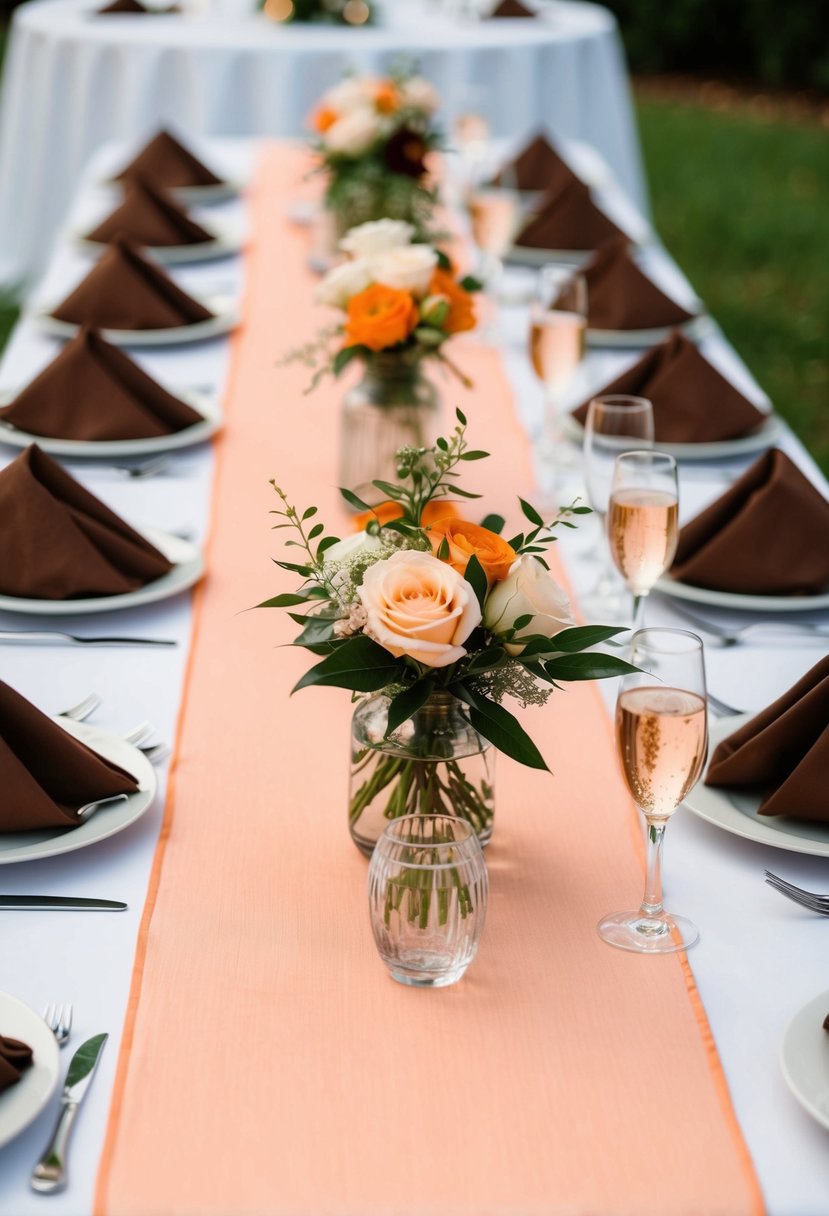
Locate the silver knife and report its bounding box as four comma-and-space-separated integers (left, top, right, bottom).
0, 896, 127, 911
31, 1033, 109, 1194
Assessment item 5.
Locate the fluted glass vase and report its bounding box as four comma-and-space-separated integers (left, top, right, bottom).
340, 353, 440, 505
349, 691, 495, 858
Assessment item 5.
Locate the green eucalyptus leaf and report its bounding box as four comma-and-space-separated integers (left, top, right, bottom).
255, 592, 312, 608
480, 513, 505, 535
340, 487, 373, 512
544, 653, 640, 682
519, 497, 544, 526
464, 553, 488, 610
549, 625, 629, 653
385, 680, 434, 736
453, 686, 549, 772
293, 635, 403, 693
333, 345, 367, 376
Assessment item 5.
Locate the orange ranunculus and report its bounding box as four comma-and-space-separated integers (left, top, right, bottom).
351, 500, 459, 532
374, 81, 400, 114
427, 268, 476, 335
428, 518, 516, 584
344, 284, 419, 352
312, 105, 339, 134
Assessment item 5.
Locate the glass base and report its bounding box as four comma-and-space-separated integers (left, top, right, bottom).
388, 960, 469, 988
597, 909, 699, 954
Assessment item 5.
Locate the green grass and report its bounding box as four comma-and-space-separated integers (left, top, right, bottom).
636, 91, 829, 473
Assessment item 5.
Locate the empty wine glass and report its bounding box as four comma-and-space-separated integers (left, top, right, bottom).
598, 628, 707, 954
582, 395, 654, 616
607, 450, 679, 629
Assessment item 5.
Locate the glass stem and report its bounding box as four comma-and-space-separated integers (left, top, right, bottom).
632, 593, 646, 630
640, 820, 666, 917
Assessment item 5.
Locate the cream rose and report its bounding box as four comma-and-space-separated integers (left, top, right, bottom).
371, 244, 439, 298
323, 108, 379, 157
401, 77, 441, 115
324, 76, 379, 114
314, 257, 374, 309
322, 531, 384, 565
484, 556, 575, 655
358, 550, 481, 668
339, 219, 414, 260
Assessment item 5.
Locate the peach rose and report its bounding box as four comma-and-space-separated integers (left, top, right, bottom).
427, 268, 476, 335
344, 284, 419, 351
351, 500, 459, 531
428, 519, 516, 584
358, 550, 481, 668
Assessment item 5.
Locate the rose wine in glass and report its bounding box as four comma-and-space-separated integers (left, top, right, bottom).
607, 451, 678, 628
468, 190, 519, 261
598, 628, 707, 954
529, 309, 586, 396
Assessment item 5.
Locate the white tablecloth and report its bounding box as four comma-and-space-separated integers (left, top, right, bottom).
0, 138, 828, 1215
0, 0, 646, 287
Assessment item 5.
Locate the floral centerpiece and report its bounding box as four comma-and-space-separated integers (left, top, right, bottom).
260, 412, 634, 855
293, 218, 479, 501
262, 0, 374, 24
311, 69, 442, 238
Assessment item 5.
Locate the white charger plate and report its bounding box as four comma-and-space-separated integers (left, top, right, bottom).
0, 716, 157, 866
781, 990, 829, 1133
0, 991, 60, 1149
683, 713, 829, 857
560, 407, 781, 462
656, 572, 829, 614
32, 295, 239, 347
101, 176, 244, 206
74, 215, 245, 265
586, 312, 711, 349
0, 387, 221, 458
0, 526, 203, 617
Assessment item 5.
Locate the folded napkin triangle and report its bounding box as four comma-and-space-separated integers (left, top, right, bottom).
0, 327, 203, 441
0, 1034, 33, 1093
571, 330, 767, 444
115, 129, 222, 189
85, 175, 213, 248
581, 236, 697, 331
0, 444, 174, 599
706, 656, 829, 820
51, 238, 213, 331
488, 0, 535, 14
98, 0, 152, 11
0, 679, 138, 832
671, 448, 829, 594
493, 133, 581, 194
515, 176, 624, 251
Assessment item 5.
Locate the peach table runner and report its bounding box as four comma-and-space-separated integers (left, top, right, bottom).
95, 144, 764, 1216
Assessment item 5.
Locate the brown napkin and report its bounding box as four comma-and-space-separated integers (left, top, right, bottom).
515, 177, 624, 252
489, 0, 535, 14
671, 449, 829, 594
706, 656, 829, 820
85, 176, 213, 248
571, 331, 767, 444
97, 0, 180, 11
0, 1034, 33, 1093
0, 327, 203, 441
493, 134, 580, 194
0, 444, 174, 599
581, 236, 697, 331
51, 239, 213, 331
115, 129, 223, 189
0, 679, 138, 833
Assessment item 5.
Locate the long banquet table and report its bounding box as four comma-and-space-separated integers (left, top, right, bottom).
0, 136, 828, 1214
0, 0, 647, 288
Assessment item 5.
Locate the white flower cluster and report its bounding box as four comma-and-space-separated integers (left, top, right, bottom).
315, 220, 439, 309
317, 74, 440, 157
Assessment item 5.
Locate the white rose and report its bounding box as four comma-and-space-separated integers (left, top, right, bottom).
401, 77, 441, 115
324, 76, 378, 114
314, 257, 373, 309
322, 531, 384, 565
323, 108, 379, 157
484, 556, 575, 655
371, 245, 439, 298
359, 550, 481, 669
340, 219, 414, 259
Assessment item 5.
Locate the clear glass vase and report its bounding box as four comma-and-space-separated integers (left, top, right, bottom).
340, 354, 440, 505
349, 691, 495, 858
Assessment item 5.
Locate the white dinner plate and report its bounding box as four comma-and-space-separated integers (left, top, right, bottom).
781, 990, 829, 1133
0, 387, 221, 458
75, 221, 244, 266
0, 527, 203, 617
31, 295, 239, 347
560, 408, 781, 462
683, 713, 829, 857
656, 572, 829, 615
101, 176, 244, 206
0, 991, 60, 1149
0, 716, 157, 865
586, 312, 712, 349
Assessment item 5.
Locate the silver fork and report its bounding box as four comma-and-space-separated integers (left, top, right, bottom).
77, 794, 128, 821
42, 1003, 73, 1047
58, 694, 102, 722
764, 871, 829, 914
669, 603, 829, 647
1, 631, 176, 647
706, 691, 746, 717
123, 723, 170, 765
112, 456, 172, 480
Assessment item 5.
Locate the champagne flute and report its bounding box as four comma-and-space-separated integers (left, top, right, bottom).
607, 450, 678, 630
598, 628, 707, 954
465, 156, 520, 333
581, 395, 654, 616
528, 264, 587, 491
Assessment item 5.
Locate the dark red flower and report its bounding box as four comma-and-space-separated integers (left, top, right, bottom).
383, 126, 428, 179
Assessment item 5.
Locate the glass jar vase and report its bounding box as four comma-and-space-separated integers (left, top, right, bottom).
340, 353, 440, 505
349, 691, 495, 858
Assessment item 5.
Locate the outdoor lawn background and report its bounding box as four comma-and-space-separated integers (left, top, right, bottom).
0, 5, 826, 472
